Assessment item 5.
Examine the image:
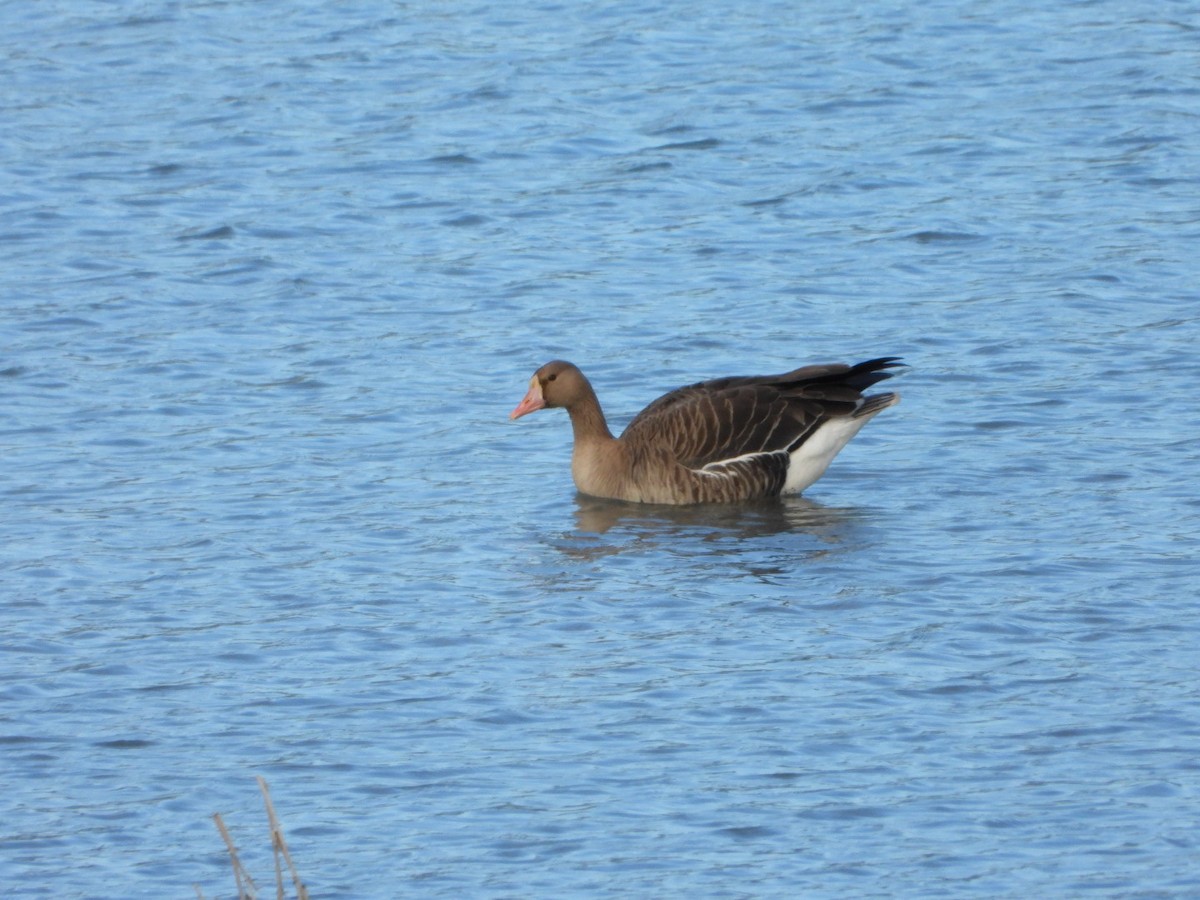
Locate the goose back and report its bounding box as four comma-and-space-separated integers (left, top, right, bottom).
620, 357, 902, 468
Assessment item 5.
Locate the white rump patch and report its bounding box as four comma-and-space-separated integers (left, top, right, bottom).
782, 416, 873, 494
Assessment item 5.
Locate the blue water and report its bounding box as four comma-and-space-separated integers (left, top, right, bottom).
4, 2, 1199, 897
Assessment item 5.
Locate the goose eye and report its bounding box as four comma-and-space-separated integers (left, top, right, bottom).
547, 373, 557, 382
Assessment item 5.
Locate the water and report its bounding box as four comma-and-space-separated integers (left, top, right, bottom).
3, 1, 1199, 897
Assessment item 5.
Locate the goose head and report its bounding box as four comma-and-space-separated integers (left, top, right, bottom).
510, 360, 588, 419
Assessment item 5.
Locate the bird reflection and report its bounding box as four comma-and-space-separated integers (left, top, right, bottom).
573, 493, 852, 534
554, 493, 864, 564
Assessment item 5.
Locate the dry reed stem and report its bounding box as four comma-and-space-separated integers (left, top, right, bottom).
209, 778, 309, 899
213, 811, 259, 900
257, 776, 309, 900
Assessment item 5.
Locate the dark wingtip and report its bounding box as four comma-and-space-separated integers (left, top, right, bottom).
846, 357, 908, 390
857, 356, 907, 370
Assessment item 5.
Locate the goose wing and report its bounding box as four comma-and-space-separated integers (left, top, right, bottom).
620, 358, 903, 469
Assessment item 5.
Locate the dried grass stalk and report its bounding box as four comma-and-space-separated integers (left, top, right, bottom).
206, 777, 307, 900
257, 776, 309, 900
212, 811, 259, 899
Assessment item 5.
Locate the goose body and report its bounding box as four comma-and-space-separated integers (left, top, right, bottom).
510, 357, 903, 505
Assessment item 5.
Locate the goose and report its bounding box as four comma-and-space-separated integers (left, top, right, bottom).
510, 357, 903, 504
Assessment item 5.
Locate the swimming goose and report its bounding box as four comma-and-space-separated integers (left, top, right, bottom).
510, 357, 903, 504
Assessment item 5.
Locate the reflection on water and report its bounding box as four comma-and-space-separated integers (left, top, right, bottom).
572, 493, 852, 536
554, 494, 866, 564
